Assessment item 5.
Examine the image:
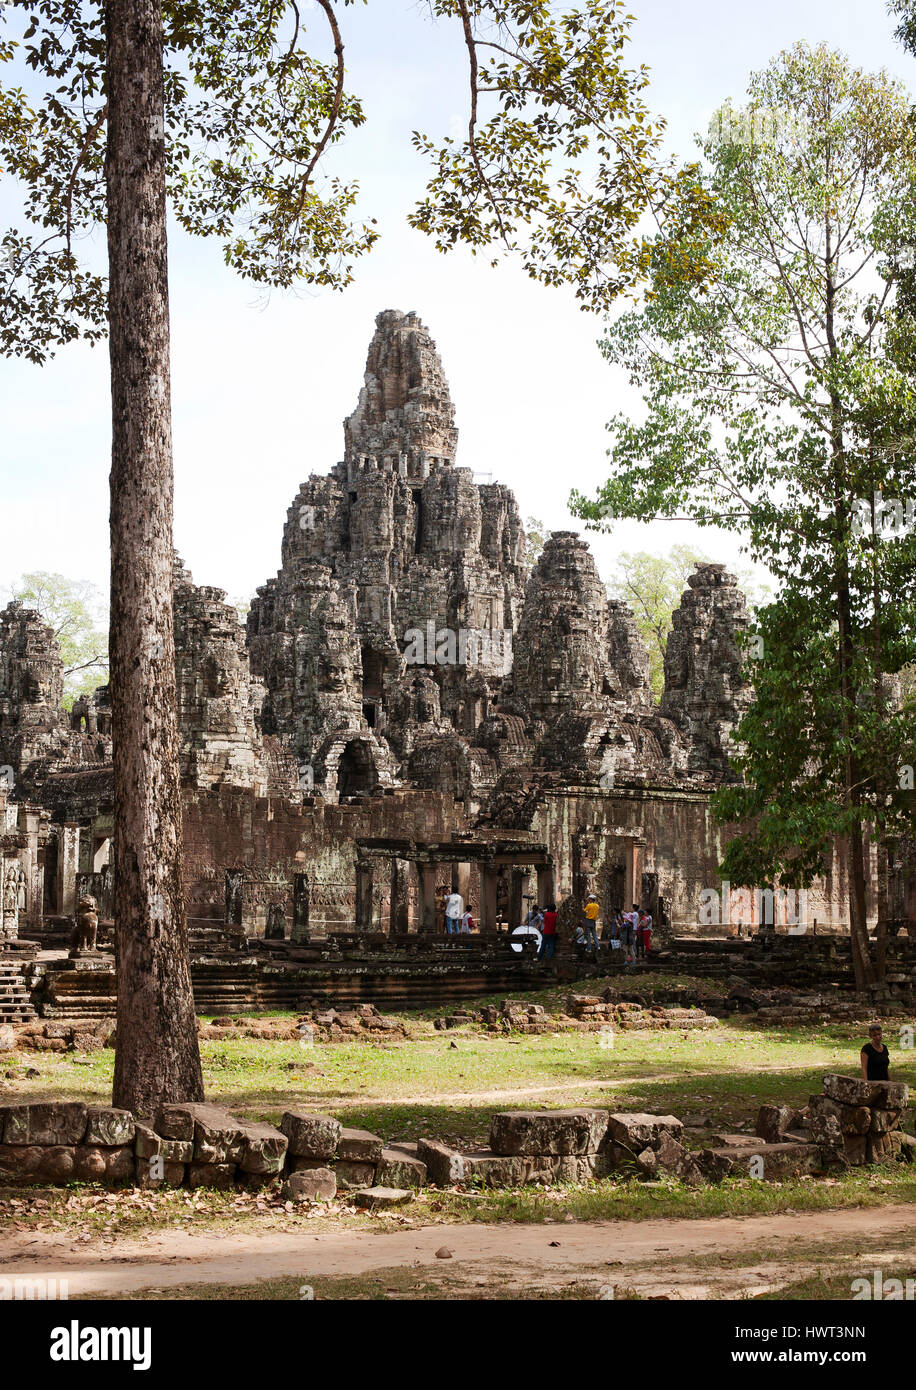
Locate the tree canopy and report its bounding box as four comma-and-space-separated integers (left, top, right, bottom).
570, 42, 916, 988
0, 0, 722, 364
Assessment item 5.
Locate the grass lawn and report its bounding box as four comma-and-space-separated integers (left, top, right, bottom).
4, 1005, 913, 1146
2, 988, 914, 1239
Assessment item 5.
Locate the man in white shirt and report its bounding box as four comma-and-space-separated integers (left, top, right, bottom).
444, 891, 464, 935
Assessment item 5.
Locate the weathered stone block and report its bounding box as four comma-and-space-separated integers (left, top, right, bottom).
0, 1102, 88, 1147
821, 1075, 909, 1110
605, 1113, 683, 1153
280, 1111, 341, 1159
460, 1151, 531, 1186
702, 1142, 821, 1181
154, 1104, 195, 1142
84, 1106, 135, 1148
755, 1104, 793, 1144
868, 1108, 901, 1136
72, 1145, 107, 1181
237, 1121, 287, 1176
353, 1187, 411, 1209
135, 1159, 185, 1189
287, 1167, 336, 1202
417, 1137, 465, 1185
35, 1146, 77, 1182
866, 1131, 904, 1165
489, 1109, 609, 1156
0, 1143, 43, 1180
188, 1162, 236, 1190
377, 1145, 426, 1189
336, 1127, 384, 1164
843, 1133, 867, 1165
333, 1160, 377, 1189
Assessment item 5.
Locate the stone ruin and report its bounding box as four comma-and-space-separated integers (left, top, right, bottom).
2, 1078, 909, 1197
0, 306, 908, 978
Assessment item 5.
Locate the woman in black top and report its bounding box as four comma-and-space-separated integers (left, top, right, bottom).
860, 1023, 890, 1081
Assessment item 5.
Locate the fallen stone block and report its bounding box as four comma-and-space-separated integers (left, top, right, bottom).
0, 1143, 43, 1180
155, 1105, 196, 1142
809, 1095, 870, 1134
84, 1106, 135, 1148
843, 1134, 867, 1165
135, 1159, 186, 1189
280, 1111, 341, 1160
237, 1120, 287, 1176
822, 1075, 909, 1110
133, 1125, 193, 1163
701, 1141, 821, 1181
333, 1160, 377, 1189
605, 1113, 683, 1153
187, 1162, 236, 1190
868, 1108, 901, 1136
0, 1102, 88, 1147
867, 1131, 905, 1166
377, 1145, 427, 1189
336, 1127, 384, 1164
755, 1104, 794, 1144
73, 1145, 134, 1183
353, 1186, 411, 1209
287, 1167, 336, 1202
489, 1109, 609, 1156
417, 1137, 465, 1185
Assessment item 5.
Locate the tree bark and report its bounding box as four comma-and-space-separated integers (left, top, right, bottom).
106, 0, 204, 1116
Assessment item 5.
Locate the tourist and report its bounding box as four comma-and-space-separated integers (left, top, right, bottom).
538, 902, 558, 960
583, 893, 601, 954
622, 904, 638, 963
435, 884, 448, 934
860, 1023, 890, 1081
525, 903, 544, 929
444, 889, 464, 935
637, 911, 652, 958
460, 903, 474, 934
607, 909, 623, 955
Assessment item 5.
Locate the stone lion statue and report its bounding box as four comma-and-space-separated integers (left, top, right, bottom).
71, 895, 99, 953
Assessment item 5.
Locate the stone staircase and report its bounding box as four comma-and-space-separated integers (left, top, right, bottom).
0, 956, 37, 1022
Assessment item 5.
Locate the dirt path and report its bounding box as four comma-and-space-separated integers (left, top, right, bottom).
299, 1060, 814, 1111
4, 1202, 914, 1300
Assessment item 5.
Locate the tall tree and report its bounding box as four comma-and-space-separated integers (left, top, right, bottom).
0, 0, 717, 1110
571, 44, 916, 992
105, 0, 203, 1113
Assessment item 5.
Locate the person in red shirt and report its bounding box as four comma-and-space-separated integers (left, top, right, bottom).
636, 912, 652, 958
538, 902, 558, 960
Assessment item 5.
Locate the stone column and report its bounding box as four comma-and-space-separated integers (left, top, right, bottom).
355, 859, 374, 930
292, 873, 311, 943
21, 808, 42, 928
480, 865, 499, 934
390, 858, 411, 935
57, 823, 81, 918
509, 869, 525, 929
418, 864, 438, 934
536, 864, 555, 910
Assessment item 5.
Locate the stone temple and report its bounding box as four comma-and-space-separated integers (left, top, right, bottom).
0, 309, 913, 1014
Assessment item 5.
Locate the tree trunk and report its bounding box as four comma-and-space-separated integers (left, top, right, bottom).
106, 0, 204, 1116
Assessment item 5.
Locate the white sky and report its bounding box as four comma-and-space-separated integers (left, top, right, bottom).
1, 0, 912, 609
